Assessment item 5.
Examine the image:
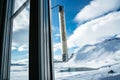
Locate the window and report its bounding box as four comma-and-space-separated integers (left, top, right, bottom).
0, 0, 53, 80
51, 0, 120, 80
1, 0, 120, 80
10, 0, 29, 80
14, 0, 27, 13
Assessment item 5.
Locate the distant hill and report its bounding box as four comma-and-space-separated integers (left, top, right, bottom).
68, 36, 120, 67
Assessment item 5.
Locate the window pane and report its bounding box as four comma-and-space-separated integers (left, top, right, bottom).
51, 0, 120, 80
14, 0, 27, 12
10, 2, 30, 80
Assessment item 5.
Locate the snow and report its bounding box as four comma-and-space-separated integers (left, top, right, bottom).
10, 59, 28, 80
55, 63, 120, 80
54, 62, 120, 80
54, 37, 120, 80
10, 37, 120, 80
66, 37, 120, 67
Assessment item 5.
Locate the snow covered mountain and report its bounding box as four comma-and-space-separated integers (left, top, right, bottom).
67, 36, 120, 68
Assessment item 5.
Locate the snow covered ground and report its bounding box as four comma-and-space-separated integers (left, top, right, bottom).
10, 59, 28, 80
54, 37, 120, 80
10, 37, 120, 80
54, 62, 120, 80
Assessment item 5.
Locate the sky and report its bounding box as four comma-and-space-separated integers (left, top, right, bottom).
11, 0, 29, 63
51, 0, 120, 60
51, 0, 92, 59
10, 0, 120, 79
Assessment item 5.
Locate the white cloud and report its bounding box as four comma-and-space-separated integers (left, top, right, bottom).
12, 29, 29, 52
53, 43, 61, 52
68, 11, 120, 48
12, 46, 17, 50
18, 45, 28, 52
12, 0, 29, 52
52, 25, 61, 52
55, 33, 60, 37
13, 8, 29, 32
75, 0, 120, 22
54, 54, 62, 61
52, 25, 60, 37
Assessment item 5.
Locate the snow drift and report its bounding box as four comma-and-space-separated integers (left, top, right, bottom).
67, 36, 120, 68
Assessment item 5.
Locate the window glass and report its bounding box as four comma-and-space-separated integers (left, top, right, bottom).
10, 2, 29, 80
51, 0, 120, 80
14, 0, 27, 12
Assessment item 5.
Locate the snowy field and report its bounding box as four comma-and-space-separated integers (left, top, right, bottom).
10, 37, 120, 80
54, 37, 120, 80
54, 62, 120, 80
10, 60, 28, 80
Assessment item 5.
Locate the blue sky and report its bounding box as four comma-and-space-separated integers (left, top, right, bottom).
51, 0, 91, 38
51, 0, 92, 58
51, 0, 120, 60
